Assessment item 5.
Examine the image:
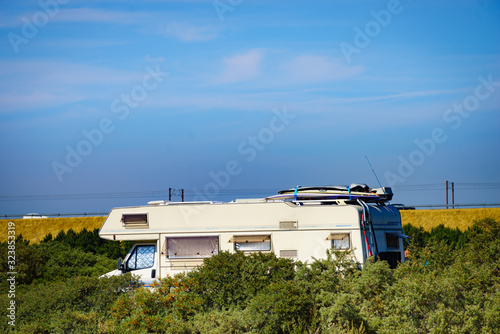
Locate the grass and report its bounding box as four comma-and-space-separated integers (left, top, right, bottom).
1, 208, 499, 243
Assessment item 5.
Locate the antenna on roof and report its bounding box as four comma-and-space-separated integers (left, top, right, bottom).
365, 156, 386, 196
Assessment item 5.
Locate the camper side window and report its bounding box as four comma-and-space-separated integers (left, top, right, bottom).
328, 233, 350, 250
121, 213, 148, 228
166, 236, 219, 259
230, 235, 271, 252
127, 245, 155, 270
385, 233, 400, 249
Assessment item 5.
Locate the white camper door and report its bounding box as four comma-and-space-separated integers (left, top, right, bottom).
125, 243, 158, 287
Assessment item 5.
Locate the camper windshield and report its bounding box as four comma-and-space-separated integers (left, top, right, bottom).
127, 245, 155, 270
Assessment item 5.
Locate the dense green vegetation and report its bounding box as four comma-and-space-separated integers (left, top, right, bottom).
0, 228, 132, 286
1, 218, 499, 333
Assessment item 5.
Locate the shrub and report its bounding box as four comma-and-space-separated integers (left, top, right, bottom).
3, 218, 499, 333
0, 235, 46, 289
188, 251, 295, 310
4, 274, 138, 333
190, 308, 249, 334
244, 280, 317, 334
403, 223, 468, 251
106, 274, 200, 333
35, 242, 116, 281
49, 228, 133, 259
0, 229, 131, 290
319, 292, 364, 332
372, 218, 500, 333
295, 249, 360, 295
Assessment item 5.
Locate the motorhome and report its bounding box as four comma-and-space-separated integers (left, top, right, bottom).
99, 184, 407, 286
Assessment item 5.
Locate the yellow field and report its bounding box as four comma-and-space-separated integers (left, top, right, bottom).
1, 208, 499, 243
400, 207, 500, 231
1, 216, 106, 244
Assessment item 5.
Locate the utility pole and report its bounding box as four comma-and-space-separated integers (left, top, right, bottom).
168, 188, 184, 202
452, 182, 455, 209
445, 181, 455, 209
446, 181, 449, 209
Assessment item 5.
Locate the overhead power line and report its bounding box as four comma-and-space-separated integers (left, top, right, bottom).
392, 183, 444, 191
0, 188, 277, 201
0, 190, 174, 201
394, 183, 500, 191
1, 183, 499, 201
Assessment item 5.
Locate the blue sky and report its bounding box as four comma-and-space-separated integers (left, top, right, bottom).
1, 0, 499, 215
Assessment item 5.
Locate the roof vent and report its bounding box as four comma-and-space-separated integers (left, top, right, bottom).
279, 221, 298, 229
148, 200, 167, 205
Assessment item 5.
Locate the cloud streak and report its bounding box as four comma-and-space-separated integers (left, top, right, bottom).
319, 88, 468, 104
0, 60, 145, 113
164, 23, 219, 42
282, 55, 364, 82
55, 8, 148, 24
215, 49, 265, 84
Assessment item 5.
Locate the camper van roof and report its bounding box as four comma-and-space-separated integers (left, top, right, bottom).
147, 200, 217, 206
145, 184, 392, 206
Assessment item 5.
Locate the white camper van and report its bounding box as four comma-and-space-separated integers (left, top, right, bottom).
99, 185, 406, 286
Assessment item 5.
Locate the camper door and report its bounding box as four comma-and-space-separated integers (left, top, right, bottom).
124, 242, 158, 286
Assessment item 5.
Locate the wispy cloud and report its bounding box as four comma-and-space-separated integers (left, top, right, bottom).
140, 86, 471, 118
164, 23, 219, 42
55, 8, 149, 24
282, 55, 364, 82
320, 88, 468, 104
215, 49, 265, 84
0, 60, 143, 113
42, 38, 129, 48
0, 90, 84, 114
0, 60, 138, 87
145, 55, 165, 63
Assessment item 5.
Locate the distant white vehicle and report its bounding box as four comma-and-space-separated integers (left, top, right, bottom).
23, 213, 48, 219
99, 184, 407, 287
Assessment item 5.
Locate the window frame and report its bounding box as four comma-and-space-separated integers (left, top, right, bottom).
385, 233, 401, 250
229, 235, 272, 252
121, 213, 149, 228
327, 232, 351, 250
166, 236, 219, 259
126, 244, 155, 271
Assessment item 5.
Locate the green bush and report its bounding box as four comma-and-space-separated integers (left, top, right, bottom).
371, 218, 500, 334
295, 249, 360, 295
0, 228, 132, 290
48, 228, 133, 259
2, 218, 499, 333
0, 241, 116, 290
2, 274, 139, 333
403, 222, 468, 251
0, 235, 46, 289
36, 242, 116, 281
188, 251, 295, 310
106, 274, 200, 333
244, 280, 317, 334
190, 308, 249, 334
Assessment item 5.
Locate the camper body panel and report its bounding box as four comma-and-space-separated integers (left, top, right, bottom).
99, 201, 404, 282
100, 201, 361, 237
364, 205, 405, 267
